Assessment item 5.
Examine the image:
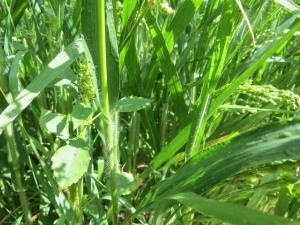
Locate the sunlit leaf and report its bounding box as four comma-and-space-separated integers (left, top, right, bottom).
51, 139, 91, 189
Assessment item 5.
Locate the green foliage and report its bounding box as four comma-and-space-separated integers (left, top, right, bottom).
115, 172, 141, 195
170, 192, 299, 225
51, 139, 91, 189
71, 103, 93, 130
143, 122, 300, 204
1, 0, 300, 224
115, 96, 153, 112
40, 110, 70, 140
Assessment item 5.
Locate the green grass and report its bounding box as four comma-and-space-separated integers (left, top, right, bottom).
1, 0, 300, 224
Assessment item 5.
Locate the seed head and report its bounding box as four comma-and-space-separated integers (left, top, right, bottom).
78, 57, 96, 103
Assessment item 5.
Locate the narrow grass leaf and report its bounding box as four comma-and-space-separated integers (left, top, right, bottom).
163, 0, 205, 51
8, 51, 25, 97
146, 13, 187, 119
150, 124, 191, 170
171, 192, 299, 225
121, 0, 138, 28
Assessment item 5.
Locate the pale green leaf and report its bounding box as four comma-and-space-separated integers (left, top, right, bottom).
115, 96, 153, 112
71, 103, 93, 130
51, 139, 91, 189
39, 110, 69, 140
116, 172, 141, 196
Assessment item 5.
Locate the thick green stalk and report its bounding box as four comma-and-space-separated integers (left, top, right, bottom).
97, 0, 119, 223
4, 124, 32, 225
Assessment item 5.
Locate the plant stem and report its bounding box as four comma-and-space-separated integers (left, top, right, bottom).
4, 124, 32, 225
97, 0, 119, 223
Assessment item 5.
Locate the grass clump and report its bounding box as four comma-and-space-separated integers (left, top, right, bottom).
1, 0, 300, 224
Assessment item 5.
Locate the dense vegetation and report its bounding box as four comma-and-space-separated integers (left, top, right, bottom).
1, 0, 300, 224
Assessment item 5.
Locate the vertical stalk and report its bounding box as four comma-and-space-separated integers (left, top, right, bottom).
97, 0, 119, 223
4, 124, 32, 225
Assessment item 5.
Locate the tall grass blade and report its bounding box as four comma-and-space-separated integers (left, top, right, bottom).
171, 192, 299, 225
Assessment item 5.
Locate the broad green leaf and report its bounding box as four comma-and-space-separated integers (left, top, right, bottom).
71, 103, 93, 130
84, 197, 108, 224
170, 192, 299, 225
51, 139, 91, 189
40, 110, 69, 140
142, 122, 300, 205
12, 216, 23, 225
115, 96, 153, 112
116, 172, 141, 196
0, 38, 84, 134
